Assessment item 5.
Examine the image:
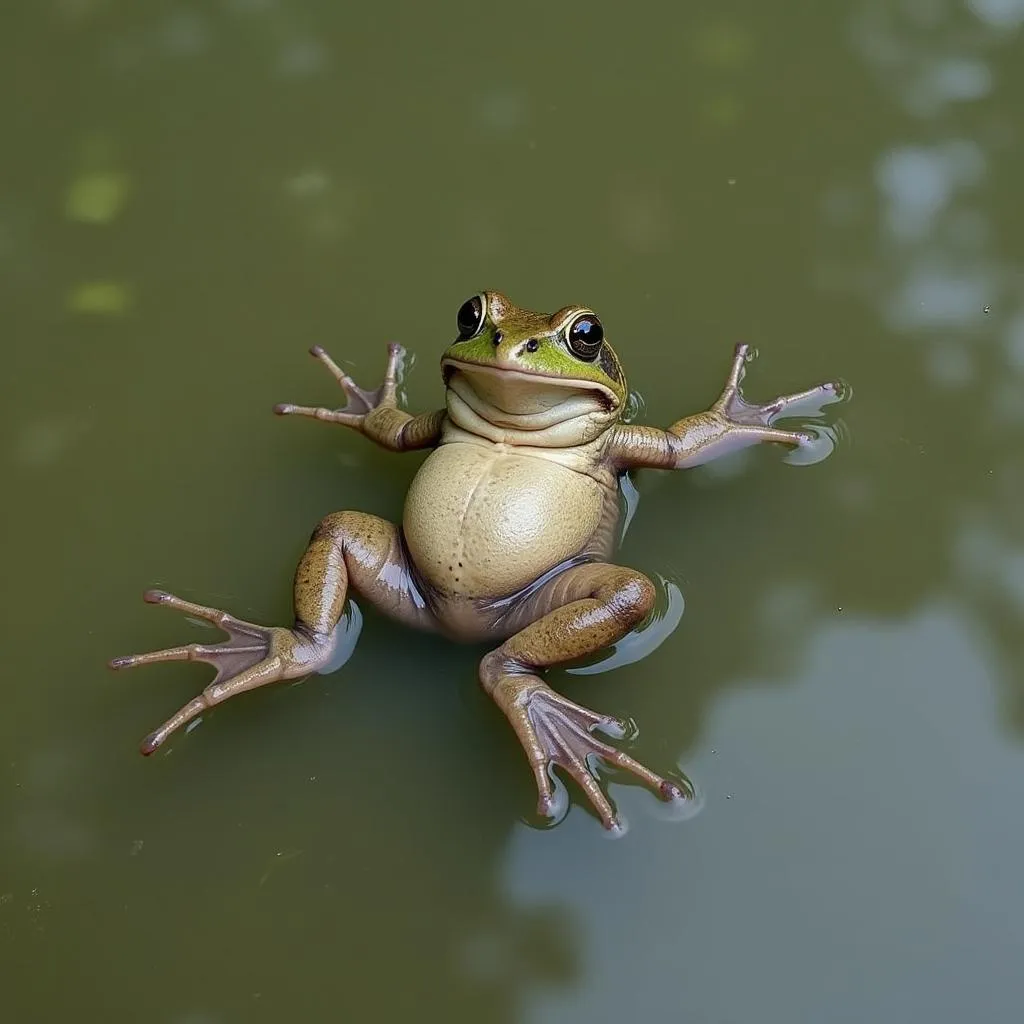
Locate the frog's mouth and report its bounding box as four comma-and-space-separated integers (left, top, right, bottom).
442, 358, 618, 426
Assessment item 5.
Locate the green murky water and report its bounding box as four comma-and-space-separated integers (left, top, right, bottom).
3, 2, 1024, 1021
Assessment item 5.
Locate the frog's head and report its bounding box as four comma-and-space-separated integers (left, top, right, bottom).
440, 291, 627, 445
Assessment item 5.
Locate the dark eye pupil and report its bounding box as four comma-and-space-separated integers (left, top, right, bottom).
567, 314, 604, 358
457, 296, 484, 338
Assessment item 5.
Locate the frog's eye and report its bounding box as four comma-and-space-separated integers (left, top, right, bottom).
565, 313, 604, 361
456, 294, 487, 339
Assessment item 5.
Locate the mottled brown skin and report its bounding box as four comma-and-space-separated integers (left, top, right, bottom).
111, 292, 840, 831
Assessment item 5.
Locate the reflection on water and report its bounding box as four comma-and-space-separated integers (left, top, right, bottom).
821, 0, 1024, 735
507, 605, 1024, 1023
1, 1, 1023, 1022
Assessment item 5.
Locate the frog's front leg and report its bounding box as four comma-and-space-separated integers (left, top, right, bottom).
480, 563, 688, 832
274, 342, 446, 451
607, 343, 842, 470
110, 512, 435, 754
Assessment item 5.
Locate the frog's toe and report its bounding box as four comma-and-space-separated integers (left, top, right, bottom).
760, 379, 844, 423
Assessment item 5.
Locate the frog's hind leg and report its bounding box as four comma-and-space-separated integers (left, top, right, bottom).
110, 511, 434, 755
480, 563, 687, 832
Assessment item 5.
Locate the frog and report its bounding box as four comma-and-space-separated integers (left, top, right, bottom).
110, 291, 840, 831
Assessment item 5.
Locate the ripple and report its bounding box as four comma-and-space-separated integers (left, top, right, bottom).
783, 420, 846, 466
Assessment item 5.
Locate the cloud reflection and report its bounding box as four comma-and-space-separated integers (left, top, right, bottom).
823, 0, 1024, 731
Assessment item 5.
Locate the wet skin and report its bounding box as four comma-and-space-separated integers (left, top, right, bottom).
111, 291, 841, 831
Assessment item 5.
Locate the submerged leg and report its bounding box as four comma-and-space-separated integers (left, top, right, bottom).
480, 563, 687, 831
110, 511, 433, 754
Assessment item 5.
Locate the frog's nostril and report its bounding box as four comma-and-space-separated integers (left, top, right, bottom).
525, 339, 539, 353
492, 331, 503, 347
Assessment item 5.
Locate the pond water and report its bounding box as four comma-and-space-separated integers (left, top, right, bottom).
3, 2, 1024, 1022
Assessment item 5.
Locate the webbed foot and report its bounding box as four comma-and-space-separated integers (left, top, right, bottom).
273, 342, 403, 427
494, 677, 686, 832
712, 343, 842, 446
109, 589, 336, 754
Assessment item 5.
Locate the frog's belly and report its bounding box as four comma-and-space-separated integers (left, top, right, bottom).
402, 443, 605, 600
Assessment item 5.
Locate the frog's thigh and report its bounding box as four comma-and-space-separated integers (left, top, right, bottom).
297, 511, 436, 634
478, 563, 679, 829
481, 562, 656, 678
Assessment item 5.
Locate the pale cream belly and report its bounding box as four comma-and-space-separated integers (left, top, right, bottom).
402, 442, 605, 600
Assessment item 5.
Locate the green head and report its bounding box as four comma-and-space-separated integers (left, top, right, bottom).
440, 291, 627, 444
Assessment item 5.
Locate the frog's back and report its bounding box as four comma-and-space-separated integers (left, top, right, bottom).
402, 440, 611, 601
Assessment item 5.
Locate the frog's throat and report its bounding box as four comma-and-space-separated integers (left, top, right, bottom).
442, 362, 619, 447
442, 360, 617, 417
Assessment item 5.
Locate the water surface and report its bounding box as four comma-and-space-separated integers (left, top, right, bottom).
3, 2, 1023, 1022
